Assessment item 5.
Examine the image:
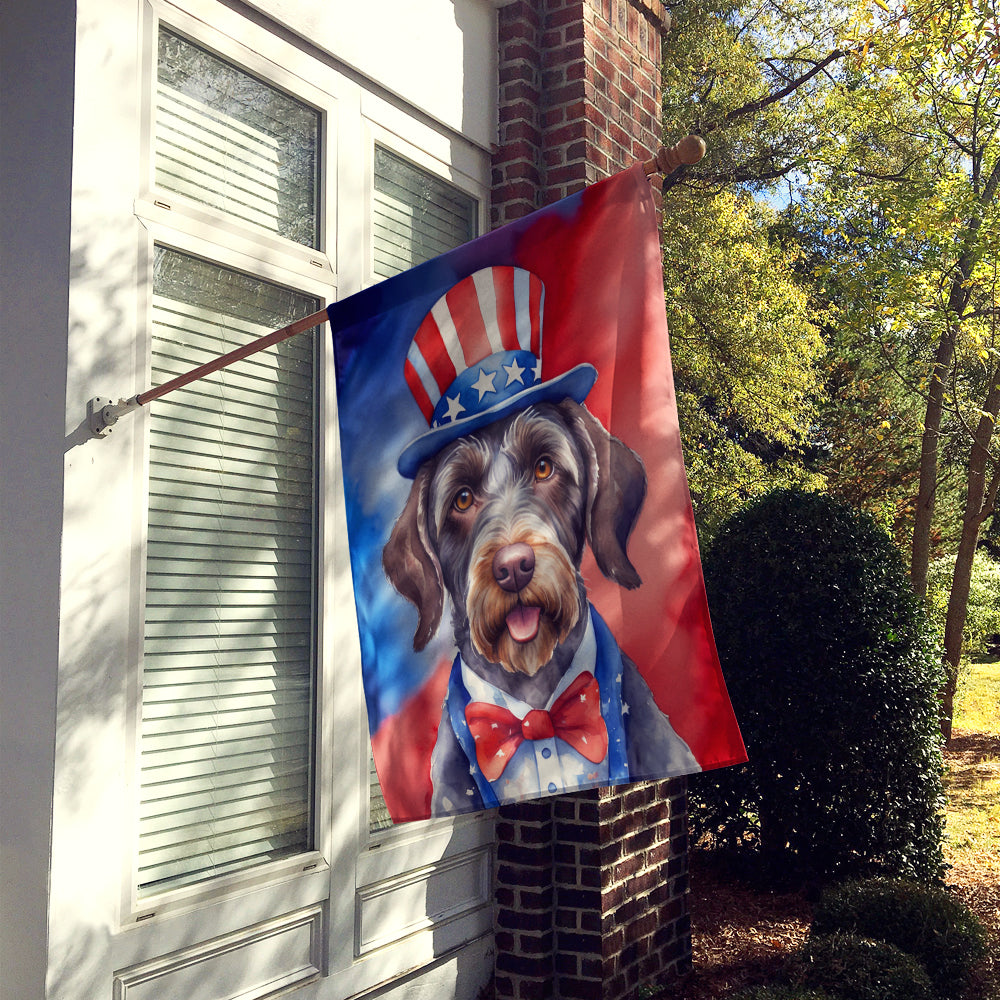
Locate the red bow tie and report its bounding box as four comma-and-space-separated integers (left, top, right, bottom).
465, 671, 609, 782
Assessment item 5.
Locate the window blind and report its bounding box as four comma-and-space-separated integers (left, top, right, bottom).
138, 248, 319, 895
372, 146, 477, 281
156, 28, 320, 248
368, 148, 477, 832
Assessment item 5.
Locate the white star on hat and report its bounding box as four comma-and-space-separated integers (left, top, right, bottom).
503, 358, 526, 386
443, 394, 466, 423
472, 367, 497, 400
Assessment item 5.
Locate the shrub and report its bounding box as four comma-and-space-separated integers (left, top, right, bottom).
693, 489, 946, 882
927, 551, 1000, 659
793, 933, 934, 1000
811, 878, 988, 998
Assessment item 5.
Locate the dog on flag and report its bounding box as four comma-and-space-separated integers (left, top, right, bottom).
383, 266, 698, 814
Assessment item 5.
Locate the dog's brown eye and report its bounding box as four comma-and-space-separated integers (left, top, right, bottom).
534, 457, 555, 481
453, 487, 474, 512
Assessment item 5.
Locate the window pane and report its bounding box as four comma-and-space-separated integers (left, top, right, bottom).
369, 150, 478, 831
139, 247, 318, 895
156, 28, 320, 248
372, 146, 477, 279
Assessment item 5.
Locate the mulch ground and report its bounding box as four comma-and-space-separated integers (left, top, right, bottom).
656, 734, 1000, 999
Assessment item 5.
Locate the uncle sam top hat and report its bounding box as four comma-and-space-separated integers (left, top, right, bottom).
397, 265, 597, 478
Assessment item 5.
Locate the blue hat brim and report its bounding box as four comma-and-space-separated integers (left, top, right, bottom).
397, 364, 597, 478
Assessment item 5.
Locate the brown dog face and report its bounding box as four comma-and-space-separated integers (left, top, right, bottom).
382, 399, 646, 676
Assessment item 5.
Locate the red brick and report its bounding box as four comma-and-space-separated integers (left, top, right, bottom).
503, 40, 538, 63
546, 118, 589, 146
560, 979, 604, 1000
498, 862, 552, 889
548, 4, 590, 29
492, 8, 688, 993
624, 910, 657, 944
519, 930, 555, 954
503, 120, 543, 145
542, 39, 587, 70
546, 163, 589, 186
520, 886, 554, 910
498, 906, 551, 931
499, 101, 538, 125
556, 951, 579, 976
514, 977, 555, 1000
496, 952, 551, 978
503, 79, 541, 104
625, 868, 658, 896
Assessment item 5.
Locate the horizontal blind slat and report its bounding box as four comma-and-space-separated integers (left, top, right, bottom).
139, 242, 316, 896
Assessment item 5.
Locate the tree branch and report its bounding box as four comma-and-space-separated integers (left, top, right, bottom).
703, 49, 847, 133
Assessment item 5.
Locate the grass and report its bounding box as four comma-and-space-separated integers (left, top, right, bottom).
955, 658, 1000, 734
940, 658, 1000, 999
945, 659, 1000, 869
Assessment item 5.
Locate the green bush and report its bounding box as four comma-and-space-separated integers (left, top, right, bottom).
811, 878, 988, 998
693, 489, 946, 882
927, 550, 1000, 659
793, 933, 934, 1000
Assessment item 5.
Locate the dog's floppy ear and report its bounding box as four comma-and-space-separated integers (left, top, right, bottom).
560, 398, 647, 590
382, 464, 445, 650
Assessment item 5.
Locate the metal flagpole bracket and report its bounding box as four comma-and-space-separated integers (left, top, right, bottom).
88, 395, 141, 438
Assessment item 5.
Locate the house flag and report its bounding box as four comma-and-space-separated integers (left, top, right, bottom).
329, 164, 746, 822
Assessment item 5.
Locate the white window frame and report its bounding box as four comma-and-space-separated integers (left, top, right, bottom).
123, 0, 339, 927
110, 0, 495, 992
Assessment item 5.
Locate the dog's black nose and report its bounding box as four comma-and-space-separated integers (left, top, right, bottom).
493, 542, 535, 593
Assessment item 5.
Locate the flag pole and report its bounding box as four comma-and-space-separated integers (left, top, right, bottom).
88, 135, 705, 438
87, 307, 329, 437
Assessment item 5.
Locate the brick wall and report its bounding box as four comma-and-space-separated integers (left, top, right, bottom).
492, 0, 668, 227
494, 782, 691, 1000
490, 4, 692, 998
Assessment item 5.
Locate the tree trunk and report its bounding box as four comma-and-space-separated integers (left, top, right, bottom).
940, 374, 1000, 741
910, 329, 956, 598
911, 161, 1000, 596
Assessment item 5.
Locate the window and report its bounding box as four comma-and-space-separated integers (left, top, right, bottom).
119, 8, 493, 992
372, 145, 477, 280
56, 0, 498, 993
139, 248, 318, 895
367, 146, 478, 832
155, 28, 320, 247
136, 26, 323, 898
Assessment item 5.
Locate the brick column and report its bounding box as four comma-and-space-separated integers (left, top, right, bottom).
493, 0, 668, 226
491, 5, 692, 998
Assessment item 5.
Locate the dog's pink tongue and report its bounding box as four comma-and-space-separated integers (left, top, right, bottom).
506, 605, 541, 644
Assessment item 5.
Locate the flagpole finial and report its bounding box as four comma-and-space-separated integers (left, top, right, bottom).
643, 135, 706, 177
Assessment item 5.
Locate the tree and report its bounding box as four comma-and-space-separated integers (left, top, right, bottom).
660, 1, 998, 736
661, 0, 853, 195
662, 188, 825, 537
800, 0, 1000, 735
659, 0, 843, 537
